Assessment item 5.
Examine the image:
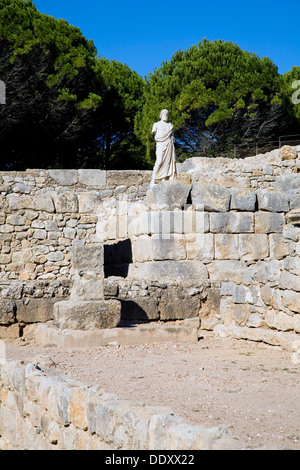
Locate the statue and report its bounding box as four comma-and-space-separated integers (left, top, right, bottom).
150, 109, 177, 187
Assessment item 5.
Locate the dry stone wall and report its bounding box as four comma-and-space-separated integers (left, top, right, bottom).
0, 146, 299, 345
0, 359, 227, 450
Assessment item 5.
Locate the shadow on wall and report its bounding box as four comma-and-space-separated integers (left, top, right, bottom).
104, 239, 133, 278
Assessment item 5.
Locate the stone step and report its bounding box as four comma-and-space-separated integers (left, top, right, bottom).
23, 319, 200, 348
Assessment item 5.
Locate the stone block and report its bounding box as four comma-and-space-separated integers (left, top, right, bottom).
146, 180, 191, 210
256, 189, 289, 212
281, 257, 300, 276
151, 235, 186, 261
278, 270, 300, 292
16, 298, 56, 323
288, 192, 300, 210
215, 234, 239, 260
256, 260, 281, 284
280, 145, 297, 160
53, 300, 121, 330
255, 212, 285, 233
128, 260, 209, 281
230, 189, 257, 211
0, 324, 20, 339
191, 182, 230, 212
132, 236, 153, 263
186, 233, 214, 261
274, 174, 300, 193
78, 170, 106, 187
70, 274, 104, 301
269, 234, 295, 259
210, 212, 254, 233
53, 192, 79, 213
238, 234, 269, 261
77, 192, 103, 214
70, 246, 104, 276
282, 290, 300, 313
48, 170, 78, 186
159, 286, 201, 321
33, 195, 55, 212
207, 260, 247, 284
0, 299, 16, 325
265, 310, 294, 332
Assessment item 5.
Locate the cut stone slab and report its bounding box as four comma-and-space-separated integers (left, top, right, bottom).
128, 260, 208, 281
24, 320, 199, 348
230, 188, 257, 211
48, 170, 78, 186
256, 189, 289, 213
146, 180, 191, 210
53, 300, 121, 331
70, 246, 104, 275
191, 182, 231, 212
16, 298, 57, 323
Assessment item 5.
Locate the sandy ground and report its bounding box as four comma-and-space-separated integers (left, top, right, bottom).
4, 330, 300, 450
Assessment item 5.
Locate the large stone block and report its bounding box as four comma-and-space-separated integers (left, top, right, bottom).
0, 299, 16, 325
16, 298, 56, 323
53, 192, 79, 213
6, 193, 55, 212
210, 212, 254, 233
282, 290, 300, 313
255, 212, 285, 233
256, 189, 289, 212
269, 234, 295, 259
48, 170, 78, 186
70, 274, 104, 301
238, 234, 269, 261
146, 180, 191, 210
207, 260, 247, 284
53, 300, 121, 330
278, 270, 300, 292
151, 235, 187, 261
274, 174, 300, 193
230, 189, 257, 211
215, 234, 239, 260
191, 182, 230, 212
77, 192, 103, 214
70, 246, 104, 275
128, 260, 209, 281
186, 233, 214, 261
159, 287, 201, 321
78, 170, 106, 187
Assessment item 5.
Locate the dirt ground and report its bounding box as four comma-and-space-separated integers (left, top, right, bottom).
4, 330, 300, 450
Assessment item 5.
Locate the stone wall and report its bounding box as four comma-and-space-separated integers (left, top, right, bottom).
0, 359, 227, 450
0, 146, 299, 345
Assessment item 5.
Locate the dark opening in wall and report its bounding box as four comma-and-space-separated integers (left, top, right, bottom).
104, 239, 132, 278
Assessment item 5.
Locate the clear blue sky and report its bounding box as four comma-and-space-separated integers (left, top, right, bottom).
33, 0, 299, 77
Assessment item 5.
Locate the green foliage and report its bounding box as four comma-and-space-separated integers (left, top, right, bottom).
0, 2, 299, 170
135, 39, 297, 161
0, 0, 146, 170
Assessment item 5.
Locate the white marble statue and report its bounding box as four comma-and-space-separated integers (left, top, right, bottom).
150, 109, 177, 186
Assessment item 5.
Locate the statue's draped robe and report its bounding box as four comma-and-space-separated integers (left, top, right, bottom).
152, 121, 177, 182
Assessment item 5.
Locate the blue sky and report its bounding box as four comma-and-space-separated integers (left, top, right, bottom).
33, 0, 299, 77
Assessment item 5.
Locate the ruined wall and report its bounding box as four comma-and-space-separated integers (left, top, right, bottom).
0, 146, 299, 344
0, 359, 227, 450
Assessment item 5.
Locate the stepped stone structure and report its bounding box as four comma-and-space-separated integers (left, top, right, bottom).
0, 145, 299, 349
0, 145, 300, 450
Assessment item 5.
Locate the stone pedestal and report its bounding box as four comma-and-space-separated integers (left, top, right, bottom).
53, 246, 121, 330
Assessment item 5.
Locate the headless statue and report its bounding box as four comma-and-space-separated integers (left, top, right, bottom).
151, 109, 177, 187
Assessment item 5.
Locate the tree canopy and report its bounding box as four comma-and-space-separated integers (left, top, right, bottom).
0, 0, 146, 170
0, 2, 299, 170
135, 39, 300, 162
